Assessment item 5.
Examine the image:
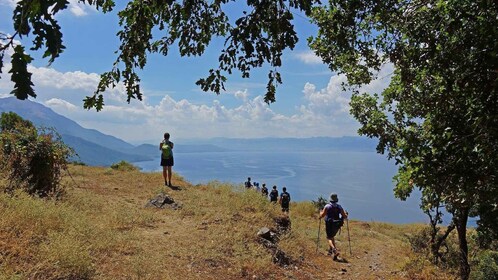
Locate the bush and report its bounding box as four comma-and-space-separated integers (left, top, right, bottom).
71, 161, 87, 166
407, 226, 431, 253
0, 112, 73, 197
311, 195, 327, 210
470, 250, 498, 280
110, 160, 138, 171
407, 225, 461, 271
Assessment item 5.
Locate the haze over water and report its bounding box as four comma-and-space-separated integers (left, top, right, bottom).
135, 150, 430, 224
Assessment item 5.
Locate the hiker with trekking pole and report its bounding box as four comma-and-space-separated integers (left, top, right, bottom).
318, 193, 348, 260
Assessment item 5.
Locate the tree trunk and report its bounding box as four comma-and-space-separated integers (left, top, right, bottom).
431, 223, 455, 263
455, 208, 470, 280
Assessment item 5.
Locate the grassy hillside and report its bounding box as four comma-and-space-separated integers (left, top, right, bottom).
0, 165, 457, 279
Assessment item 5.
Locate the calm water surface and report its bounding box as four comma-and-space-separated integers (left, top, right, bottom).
135, 151, 428, 224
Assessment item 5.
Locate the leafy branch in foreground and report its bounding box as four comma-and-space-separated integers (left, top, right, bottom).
84, 0, 320, 110
2, 0, 320, 111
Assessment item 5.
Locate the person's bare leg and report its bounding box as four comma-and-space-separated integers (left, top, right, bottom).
328, 238, 335, 250
162, 166, 168, 185
167, 166, 172, 186
331, 237, 340, 258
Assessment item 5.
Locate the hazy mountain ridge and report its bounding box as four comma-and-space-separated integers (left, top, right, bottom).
0, 97, 134, 150
61, 134, 151, 166
0, 97, 146, 166
0, 97, 377, 166
0, 98, 230, 165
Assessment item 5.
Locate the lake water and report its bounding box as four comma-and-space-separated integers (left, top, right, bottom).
135, 150, 432, 224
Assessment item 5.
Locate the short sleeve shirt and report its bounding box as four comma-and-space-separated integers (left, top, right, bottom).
324, 202, 344, 222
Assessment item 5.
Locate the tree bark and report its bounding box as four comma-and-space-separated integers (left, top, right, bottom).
431, 222, 455, 263
454, 208, 470, 280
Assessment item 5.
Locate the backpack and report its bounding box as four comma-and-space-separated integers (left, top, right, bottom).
261, 187, 268, 195
161, 142, 172, 159
326, 203, 344, 227
281, 192, 290, 204
270, 190, 278, 201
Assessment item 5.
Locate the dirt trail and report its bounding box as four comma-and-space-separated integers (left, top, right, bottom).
81, 171, 413, 280
137, 195, 411, 279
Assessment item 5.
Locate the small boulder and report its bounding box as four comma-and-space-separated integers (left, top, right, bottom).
145, 193, 181, 209
257, 227, 273, 240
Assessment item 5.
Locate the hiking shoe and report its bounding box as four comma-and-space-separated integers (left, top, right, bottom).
327, 248, 334, 256
333, 249, 340, 261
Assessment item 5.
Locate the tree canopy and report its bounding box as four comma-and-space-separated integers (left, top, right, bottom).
1, 0, 320, 111
309, 0, 497, 278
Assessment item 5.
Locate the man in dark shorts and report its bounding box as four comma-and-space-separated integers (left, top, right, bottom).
159, 132, 174, 186
269, 185, 279, 203
319, 193, 348, 260
279, 187, 291, 213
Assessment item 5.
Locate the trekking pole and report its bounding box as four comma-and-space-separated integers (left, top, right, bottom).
346, 218, 352, 256
316, 218, 321, 253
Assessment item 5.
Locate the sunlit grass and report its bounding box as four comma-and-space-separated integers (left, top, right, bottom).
0, 164, 458, 279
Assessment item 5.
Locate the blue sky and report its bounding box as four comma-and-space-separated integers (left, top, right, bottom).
0, 0, 392, 144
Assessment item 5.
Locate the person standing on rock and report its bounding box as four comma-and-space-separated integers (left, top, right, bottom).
159, 132, 174, 186
319, 193, 348, 260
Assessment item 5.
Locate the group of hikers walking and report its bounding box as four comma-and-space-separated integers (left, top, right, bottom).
246, 176, 349, 260
159, 132, 349, 261
244, 177, 291, 213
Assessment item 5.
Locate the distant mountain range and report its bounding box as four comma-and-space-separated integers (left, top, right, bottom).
0, 98, 227, 166
0, 97, 377, 166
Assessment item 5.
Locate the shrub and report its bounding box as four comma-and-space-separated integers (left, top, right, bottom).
0, 112, 73, 197
407, 226, 431, 253
71, 161, 87, 166
110, 160, 138, 171
311, 195, 327, 211
470, 250, 498, 280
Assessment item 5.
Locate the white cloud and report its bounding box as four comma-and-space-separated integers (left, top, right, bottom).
301, 74, 351, 116
233, 89, 249, 101
294, 50, 323, 65
68, 1, 89, 17
30, 67, 100, 91
45, 98, 78, 111
1, 61, 393, 143
0, 0, 16, 8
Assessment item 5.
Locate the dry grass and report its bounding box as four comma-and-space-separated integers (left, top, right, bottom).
0, 164, 455, 279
